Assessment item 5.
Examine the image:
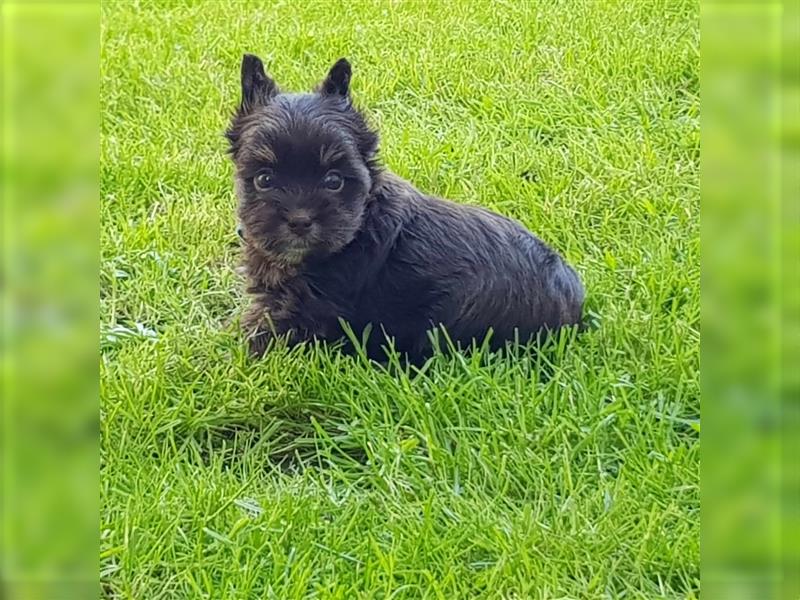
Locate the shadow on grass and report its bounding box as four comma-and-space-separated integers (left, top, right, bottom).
166, 324, 591, 479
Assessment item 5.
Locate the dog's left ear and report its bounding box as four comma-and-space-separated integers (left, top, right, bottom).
240, 53, 278, 111
320, 58, 351, 97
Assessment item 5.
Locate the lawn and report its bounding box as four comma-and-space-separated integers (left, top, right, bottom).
100, 1, 699, 597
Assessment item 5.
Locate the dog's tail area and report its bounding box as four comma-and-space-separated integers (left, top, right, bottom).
549, 258, 585, 328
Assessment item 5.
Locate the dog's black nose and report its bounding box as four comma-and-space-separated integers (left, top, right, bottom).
288, 216, 313, 233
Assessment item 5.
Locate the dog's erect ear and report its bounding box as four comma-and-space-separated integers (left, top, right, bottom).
320, 58, 351, 97
240, 54, 277, 111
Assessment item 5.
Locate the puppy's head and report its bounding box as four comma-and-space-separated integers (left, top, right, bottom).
227, 54, 379, 263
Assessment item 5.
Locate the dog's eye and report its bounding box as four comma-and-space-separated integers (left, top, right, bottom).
253, 169, 274, 191
322, 171, 344, 192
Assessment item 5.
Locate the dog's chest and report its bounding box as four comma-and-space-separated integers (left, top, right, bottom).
302, 248, 439, 334
303, 259, 371, 323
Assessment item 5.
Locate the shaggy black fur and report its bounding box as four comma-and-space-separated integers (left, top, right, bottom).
227, 54, 584, 363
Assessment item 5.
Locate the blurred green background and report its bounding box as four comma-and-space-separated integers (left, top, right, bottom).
701, 2, 799, 599
2, 1, 99, 599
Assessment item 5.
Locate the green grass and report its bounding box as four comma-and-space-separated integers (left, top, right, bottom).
100, 1, 699, 597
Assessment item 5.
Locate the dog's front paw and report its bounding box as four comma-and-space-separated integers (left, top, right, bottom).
242, 306, 278, 357
244, 323, 304, 357
246, 328, 275, 357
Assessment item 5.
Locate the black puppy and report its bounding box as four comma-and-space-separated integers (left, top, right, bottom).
227, 55, 584, 362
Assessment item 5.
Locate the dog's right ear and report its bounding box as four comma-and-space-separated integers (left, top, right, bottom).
320, 58, 351, 97
240, 54, 278, 112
